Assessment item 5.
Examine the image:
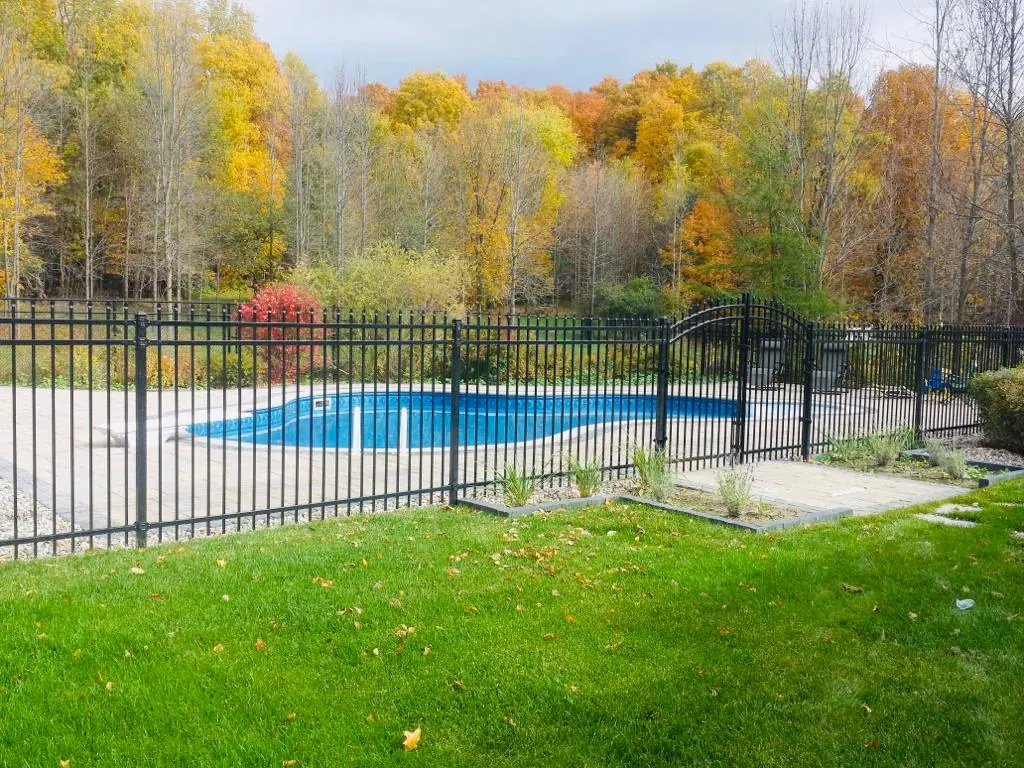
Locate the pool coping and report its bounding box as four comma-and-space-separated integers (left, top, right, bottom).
459, 490, 853, 533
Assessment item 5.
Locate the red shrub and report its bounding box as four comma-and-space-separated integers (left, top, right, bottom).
238, 285, 326, 384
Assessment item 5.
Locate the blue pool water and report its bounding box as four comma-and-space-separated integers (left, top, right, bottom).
187, 392, 737, 449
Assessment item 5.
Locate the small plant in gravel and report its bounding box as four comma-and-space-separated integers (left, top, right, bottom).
498, 464, 535, 508
716, 463, 754, 518
632, 445, 671, 501
567, 456, 602, 498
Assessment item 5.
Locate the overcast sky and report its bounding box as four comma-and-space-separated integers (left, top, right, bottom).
244, 0, 930, 90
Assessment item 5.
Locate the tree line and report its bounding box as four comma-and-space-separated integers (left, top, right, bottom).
2, 0, 1024, 322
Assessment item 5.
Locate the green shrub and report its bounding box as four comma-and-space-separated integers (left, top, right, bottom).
971, 367, 1024, 453
289, 241, 468, 315
591, 278, 672, 318
567, 456, 601, 497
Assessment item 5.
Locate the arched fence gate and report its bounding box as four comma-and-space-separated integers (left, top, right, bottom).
655, 294, 814, 470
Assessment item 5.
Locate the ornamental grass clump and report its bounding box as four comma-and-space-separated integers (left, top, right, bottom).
716, 464, 754, 518
632, 446, 671, 501
567, 456, 602, 498
498, 464, 535, 508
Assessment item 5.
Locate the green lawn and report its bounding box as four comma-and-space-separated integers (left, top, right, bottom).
1, 484, 1022, 767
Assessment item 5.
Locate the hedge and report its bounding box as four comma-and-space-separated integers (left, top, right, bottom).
970, 367, 1024, 454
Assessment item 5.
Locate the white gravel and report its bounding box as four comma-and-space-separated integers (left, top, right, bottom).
0, 476, 72, 559
0, 483, 418, 560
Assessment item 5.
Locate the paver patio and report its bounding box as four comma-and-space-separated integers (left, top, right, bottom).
678, 460, 966, 515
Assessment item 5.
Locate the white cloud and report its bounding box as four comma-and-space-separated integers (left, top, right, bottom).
244, 0, 927, 89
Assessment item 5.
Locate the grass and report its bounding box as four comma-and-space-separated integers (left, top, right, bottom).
1, 483, 1023, 767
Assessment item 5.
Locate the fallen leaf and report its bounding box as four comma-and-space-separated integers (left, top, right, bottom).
148, 593, 163, 601
542, 632, 558, 640
286, 713, 297, 722
565, 615, 576, 624
366, 713, 379, 722
450, 680, 465, 691
861, 703, 872, 715
130, 566, 144, 575
864, 739, 881, 750
312, 577, 334, 588
908, 612, 918, 621
221, 594, 231, 602
464, 605, 478, 614
402, 727, 422, 751
60, 761, 70, 767
992, 591, 1004, 599
216, 559, 227, 568
105, 681, 113, 691
446, 567, 461, 577
422, 645, 431, 656
213, 644, 225, 653
841, 583, 863, 594
255, 639, 266, 652
282, 760, 297, 767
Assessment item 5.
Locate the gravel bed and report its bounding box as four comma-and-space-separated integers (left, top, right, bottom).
0, 492, 417, 561
0, 477, 72, 559
940, 435, 1024, 469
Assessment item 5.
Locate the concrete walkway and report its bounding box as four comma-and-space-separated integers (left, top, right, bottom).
678, 461, 967, 516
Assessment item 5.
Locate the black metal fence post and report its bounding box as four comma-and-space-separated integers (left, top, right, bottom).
654, 317, 670, 453
1001, 327, 1012, 368
913, 326, 930, 442
732, 293, 752, 460
448, 319, 462, 507
134, 313, 149, 548
800, 322, 816, 460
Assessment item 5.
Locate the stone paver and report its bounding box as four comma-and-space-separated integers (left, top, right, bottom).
679, 461, 966, 516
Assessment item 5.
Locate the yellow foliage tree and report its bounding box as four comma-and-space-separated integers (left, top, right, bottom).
392, 71, 471, 131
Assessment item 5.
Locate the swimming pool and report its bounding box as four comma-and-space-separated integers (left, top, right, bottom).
187, 392, 738, 449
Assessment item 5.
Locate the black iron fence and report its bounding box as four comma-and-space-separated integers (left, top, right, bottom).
2, 295, 1022, 559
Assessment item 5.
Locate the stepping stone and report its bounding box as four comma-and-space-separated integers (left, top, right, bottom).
916, 513, 977, 528
934, 503, 981, 515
